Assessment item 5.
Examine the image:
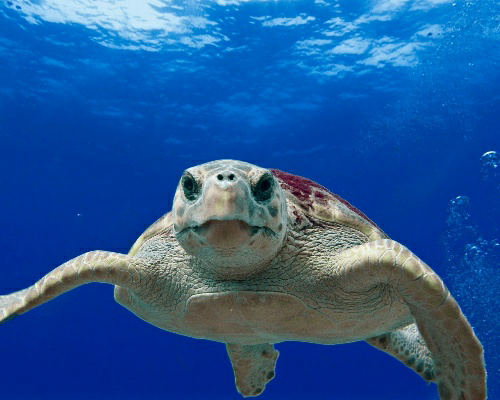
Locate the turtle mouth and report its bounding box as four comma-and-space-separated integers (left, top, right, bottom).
179, 219, 275, 248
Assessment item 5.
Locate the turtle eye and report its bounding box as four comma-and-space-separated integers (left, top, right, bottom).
253, 173, 274, 202
181, 173, 200, 201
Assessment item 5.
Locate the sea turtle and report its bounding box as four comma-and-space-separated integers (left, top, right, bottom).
0, 159, 486, 399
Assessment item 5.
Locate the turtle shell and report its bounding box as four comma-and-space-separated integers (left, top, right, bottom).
270, 169, 388, 241
128, 211, 173, 256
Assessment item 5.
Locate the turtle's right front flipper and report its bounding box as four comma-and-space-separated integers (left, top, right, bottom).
0, 251, 147, 324
0, 288, 31, 323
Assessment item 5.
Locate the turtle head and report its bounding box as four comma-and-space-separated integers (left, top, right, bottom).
173, 160, 287, 279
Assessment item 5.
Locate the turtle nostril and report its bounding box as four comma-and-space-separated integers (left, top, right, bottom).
217, 173, 236, 182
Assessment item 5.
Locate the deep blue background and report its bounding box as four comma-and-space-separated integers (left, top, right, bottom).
0, 0, 498, 399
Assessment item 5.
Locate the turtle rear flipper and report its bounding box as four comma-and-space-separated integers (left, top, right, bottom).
0, 251, 147, 324
226, 343, 279, 397
366, 323, 435, 381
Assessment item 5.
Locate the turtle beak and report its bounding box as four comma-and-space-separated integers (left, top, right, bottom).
201, 181, 248, 222
183, 172, 253, 227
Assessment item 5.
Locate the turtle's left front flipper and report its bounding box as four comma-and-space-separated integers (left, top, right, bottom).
340, 239, 486, 400
1, 251, 147, 323
226, 343, 279, 397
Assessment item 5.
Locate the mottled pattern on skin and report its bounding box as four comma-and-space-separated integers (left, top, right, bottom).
0, 160, 486, 400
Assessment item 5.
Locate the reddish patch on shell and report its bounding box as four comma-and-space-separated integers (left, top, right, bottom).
292, 209, 302, 223
270, 168, 379, 228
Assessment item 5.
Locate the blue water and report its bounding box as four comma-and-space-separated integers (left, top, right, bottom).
0, 1, 498, 399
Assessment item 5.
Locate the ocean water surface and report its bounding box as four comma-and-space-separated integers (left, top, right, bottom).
0, 0, 498, 399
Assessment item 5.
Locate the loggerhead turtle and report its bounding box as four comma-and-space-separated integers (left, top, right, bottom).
0, 159, 486, 399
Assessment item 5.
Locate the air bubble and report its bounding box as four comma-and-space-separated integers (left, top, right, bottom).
464, 243, 485, 270
451, 195, 469, 207
480, 151, 499, 185
441, 151, 499, 398
447, 196, 472, 228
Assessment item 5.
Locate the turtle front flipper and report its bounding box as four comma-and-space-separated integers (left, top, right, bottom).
339, 239, 486, 400
226, 343, 279, 397
366, 323, 435, 381
0, 251, 147, 324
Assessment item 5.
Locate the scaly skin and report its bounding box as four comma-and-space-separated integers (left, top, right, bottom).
0, 160, 486, 399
